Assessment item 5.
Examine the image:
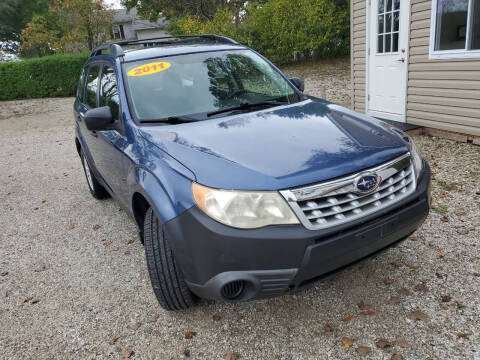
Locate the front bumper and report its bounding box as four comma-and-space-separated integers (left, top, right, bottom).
165, 162, 431, 302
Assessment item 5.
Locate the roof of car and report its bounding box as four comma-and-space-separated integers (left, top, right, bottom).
122, 43, 247, 62
90, 35, 248, 62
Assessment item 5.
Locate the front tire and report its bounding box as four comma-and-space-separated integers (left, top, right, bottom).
144, 207, 197, 310
80, 150, 109, 199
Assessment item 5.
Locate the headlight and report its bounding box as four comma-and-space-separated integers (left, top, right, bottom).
390, 127, 423, 180
192, 183, 299, 229
409, 138, 423, 180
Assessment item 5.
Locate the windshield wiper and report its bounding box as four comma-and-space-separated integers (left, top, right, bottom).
140, 116, 199, 124
206, 100, 288, 117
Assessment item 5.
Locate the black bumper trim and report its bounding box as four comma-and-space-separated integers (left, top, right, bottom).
186, 269, 298, 301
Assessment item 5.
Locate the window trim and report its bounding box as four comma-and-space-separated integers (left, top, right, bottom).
429, 0, 480, 59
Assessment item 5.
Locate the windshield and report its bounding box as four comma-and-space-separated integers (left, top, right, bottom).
123, 49, 301, 122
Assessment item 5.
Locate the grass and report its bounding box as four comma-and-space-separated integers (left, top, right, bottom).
435, 180, 458, 192
432, 205, 448, 216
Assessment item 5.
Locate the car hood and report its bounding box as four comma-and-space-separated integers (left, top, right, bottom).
138, 99, 408, 190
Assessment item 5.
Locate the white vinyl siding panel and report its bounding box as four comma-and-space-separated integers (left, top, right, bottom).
407, 0, 480, 135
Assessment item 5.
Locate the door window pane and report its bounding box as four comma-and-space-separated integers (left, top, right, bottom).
434, 0, 468, 50
393, 33, 399, 52
394, 0, 400, 10
394, 11, 400, 31
378, 0, 384, 14
378, 35, 384, 53
386, 13, 392, 32
378, 15, 385, 33
386, 0, 392, 12
385, 33, 392, 52
85, 65, 100, 109
99, 66, 120, 120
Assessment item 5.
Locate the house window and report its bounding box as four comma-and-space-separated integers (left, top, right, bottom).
112, 25, 121, 39
119, 25, 125, 40
430, 0, 480, 59
112, 25, 125, 40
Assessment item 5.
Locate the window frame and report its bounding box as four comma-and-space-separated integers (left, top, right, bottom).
376, 0, 401, 55
429, 0, 480, 59
112, 25, 121, 40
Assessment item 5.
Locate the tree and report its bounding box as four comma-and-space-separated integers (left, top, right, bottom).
122, 0, 249, 24
50, 0, 114, 51
20, 0, 113, 56
0, 0, 49, 41
19, 15, 58, 57
174, 0, 350, 65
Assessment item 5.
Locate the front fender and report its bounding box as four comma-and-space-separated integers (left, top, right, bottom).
131, 166, 195, 224
126, 128, 197, 225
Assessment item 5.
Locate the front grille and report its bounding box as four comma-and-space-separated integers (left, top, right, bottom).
280, 153, 416, 230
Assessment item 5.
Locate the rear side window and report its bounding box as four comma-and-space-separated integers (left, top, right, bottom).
99, 66, 120, 121
85, 65, 100, 108
76, 68, 86, 102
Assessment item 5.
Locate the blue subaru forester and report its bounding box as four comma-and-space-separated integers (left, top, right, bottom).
74, 35, 431, 310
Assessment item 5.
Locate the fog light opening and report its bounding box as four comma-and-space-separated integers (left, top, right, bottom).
221, 280, 246, 300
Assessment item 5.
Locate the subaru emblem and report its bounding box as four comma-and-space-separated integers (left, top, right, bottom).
354, 173, 381, 194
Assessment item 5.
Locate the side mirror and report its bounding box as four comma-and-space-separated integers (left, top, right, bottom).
84, 106, 113, 131
290, 77, 305, 92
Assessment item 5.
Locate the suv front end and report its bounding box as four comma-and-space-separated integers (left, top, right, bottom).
165, 150, 430, 302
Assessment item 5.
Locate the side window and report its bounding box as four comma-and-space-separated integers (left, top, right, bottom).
99, 65, 120, 121
85, 65, 100, 108
76, 68, 86, 102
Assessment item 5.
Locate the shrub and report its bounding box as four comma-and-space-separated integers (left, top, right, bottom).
173, 0, 350, 65
247, 0, 350, 64
0, 52, 88, 100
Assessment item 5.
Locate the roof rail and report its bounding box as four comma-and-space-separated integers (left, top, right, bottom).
90, 43, 125, 58
90, 34, 238, 58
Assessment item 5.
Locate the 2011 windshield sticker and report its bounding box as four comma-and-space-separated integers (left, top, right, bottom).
127, 62, 171, 77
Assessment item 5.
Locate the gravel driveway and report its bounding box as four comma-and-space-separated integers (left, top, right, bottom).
1, 61, 479, 360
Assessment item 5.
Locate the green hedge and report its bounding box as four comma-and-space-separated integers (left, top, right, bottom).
0, 53, 89, 100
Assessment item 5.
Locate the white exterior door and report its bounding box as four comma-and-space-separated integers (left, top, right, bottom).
368, 0, 409, 122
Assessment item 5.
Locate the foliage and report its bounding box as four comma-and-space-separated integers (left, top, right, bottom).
20, 0, 113, 57
175, 8, 239, 39
19, 15, 57, 58
173, 0, 350, 65
0, 52, 88, 100
0, 0, 49, 41
122, 0, 250, 23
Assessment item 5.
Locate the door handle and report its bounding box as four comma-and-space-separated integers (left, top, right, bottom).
396, 58, 405, 63
78, 112, 85, 122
